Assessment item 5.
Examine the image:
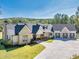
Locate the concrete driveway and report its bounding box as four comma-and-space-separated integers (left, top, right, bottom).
34, 40, 79, 59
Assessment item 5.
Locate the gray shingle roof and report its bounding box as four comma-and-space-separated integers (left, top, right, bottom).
26, 23, 34, 31
15, 24, 25, 35
32, 24, 40, 34
53, 24, 76, 31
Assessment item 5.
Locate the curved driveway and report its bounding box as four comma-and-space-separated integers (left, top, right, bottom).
35, 40, 79, 59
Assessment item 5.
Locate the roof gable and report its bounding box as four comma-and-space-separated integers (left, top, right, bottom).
19, 25, 31, 35
36, 26, 43, 34
15, 24, 25, 35
32, 24, 40, 34
61, 27, 69, 33
53, 24, 76, 31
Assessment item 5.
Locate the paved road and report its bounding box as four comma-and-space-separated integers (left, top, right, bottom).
34, 40, 79, 59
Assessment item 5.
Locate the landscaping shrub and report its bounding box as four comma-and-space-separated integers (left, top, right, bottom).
3, 39, 13, 45
0, 44, 5, 50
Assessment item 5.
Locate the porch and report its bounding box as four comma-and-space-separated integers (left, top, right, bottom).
54, 33, 76, 40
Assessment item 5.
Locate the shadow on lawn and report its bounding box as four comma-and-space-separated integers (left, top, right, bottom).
0, 39, 26, 52
0, 40, 38, 52
0, 44, 25, 52
4, 45, 25, 52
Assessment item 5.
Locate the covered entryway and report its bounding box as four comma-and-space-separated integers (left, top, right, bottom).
55, 33, 60, 38
63, 33, 68, 38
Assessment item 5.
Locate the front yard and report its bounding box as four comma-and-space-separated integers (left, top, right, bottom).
0, 44, 45, 59
0, 32, 45, 59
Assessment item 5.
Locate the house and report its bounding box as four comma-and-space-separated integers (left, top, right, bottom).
32, 24, 44, 40
3, 23, 77, 45
42, 24, 53, 39
3, 23, 32, 45
52, 24, 76, 40
32, 24, 53, 40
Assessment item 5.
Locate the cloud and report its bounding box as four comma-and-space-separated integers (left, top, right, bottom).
29, 7, 76, 19
28, 0, 78, 18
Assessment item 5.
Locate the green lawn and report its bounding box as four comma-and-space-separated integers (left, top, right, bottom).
0, 44, 45, 59
45, 39, 53, 43
0, 32, 45, 59
72, 55, 79, 59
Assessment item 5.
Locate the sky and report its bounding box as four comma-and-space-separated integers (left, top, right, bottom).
0, 0, 79, 18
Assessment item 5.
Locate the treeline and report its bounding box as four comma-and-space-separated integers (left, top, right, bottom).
0, 14, 78, 24
0, 7, 79, 32
0, 7, 79, 24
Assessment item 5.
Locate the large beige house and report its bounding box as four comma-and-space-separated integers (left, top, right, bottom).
3, 23, 33, 45
3, 23, 76, 45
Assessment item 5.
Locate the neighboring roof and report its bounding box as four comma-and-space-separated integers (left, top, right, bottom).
42, 24, 53, 32
7, 24, 16, 35
7, 24, 16, 29
53, 24, 76, 31
26, 23, 34, 31
15, 24, 25, 35
32, 24, 40, 34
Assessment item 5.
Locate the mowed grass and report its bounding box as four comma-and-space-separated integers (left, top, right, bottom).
72, 55, 79, 59
0, 44, 45, 59
45, 39, 53, 43
0, 32, 45, 59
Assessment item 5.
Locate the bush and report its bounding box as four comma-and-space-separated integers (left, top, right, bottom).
3, 39, 13, 45
0, 44, 5, 49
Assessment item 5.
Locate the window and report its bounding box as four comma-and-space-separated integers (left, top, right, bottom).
23, 35, 28, 40
55, 33, 60, 38
6, 35, 8, 39
7, 35, 12, 40
43, 32, 45, 34
63, 33, 68, 38
23, 40, 27, 42
70, 33, 75, 38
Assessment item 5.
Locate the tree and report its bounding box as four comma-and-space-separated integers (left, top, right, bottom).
76, 7, 79, 18
61, 14, 69, 24
54, 13, 69, 24
75, 7, 79, 32
69, 15, 76, 24
54, 13, 61, 24
75, 6, 79, 25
